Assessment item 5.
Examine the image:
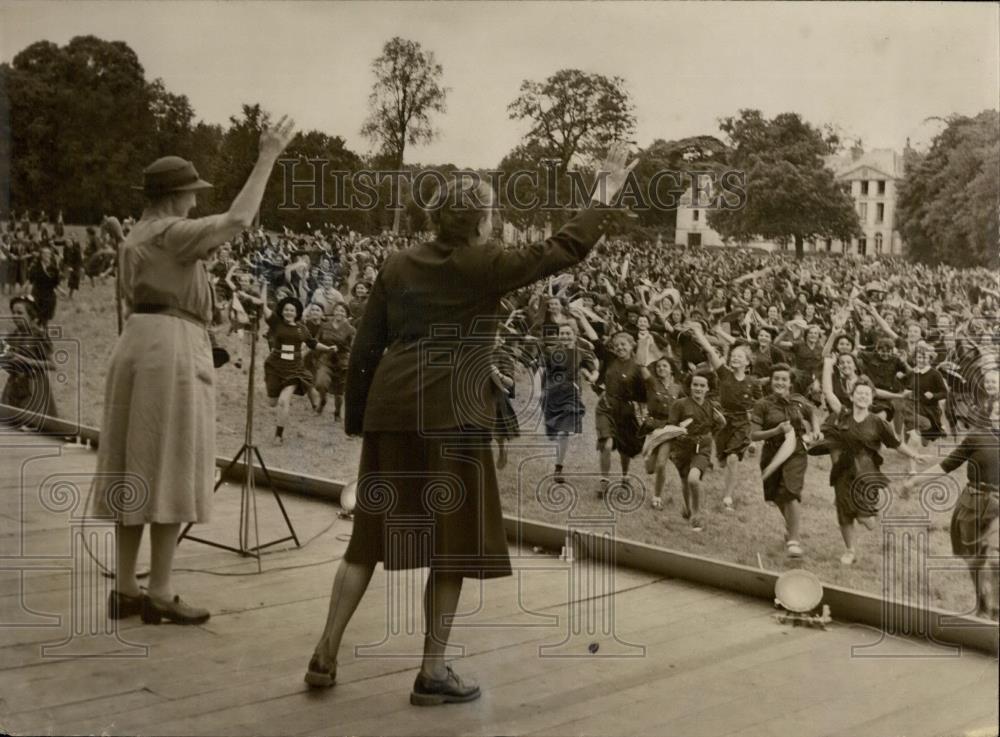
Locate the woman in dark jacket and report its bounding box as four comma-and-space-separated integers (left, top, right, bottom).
305, 146, 635, 705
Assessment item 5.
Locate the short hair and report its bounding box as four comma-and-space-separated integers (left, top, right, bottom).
852, 375, 876, 393
688, 369, 714, 390
769, 362, 793, 378
915, 340, 936, 356
610, 331, 636, 350
430, 175, 494, 243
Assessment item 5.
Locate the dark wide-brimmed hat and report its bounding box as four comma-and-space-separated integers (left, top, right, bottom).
275, 296, 304, 321
133, 156, 213, 197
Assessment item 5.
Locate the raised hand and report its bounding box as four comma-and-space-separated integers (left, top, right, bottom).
260, 115, 297, 160
592, 142, 639, 206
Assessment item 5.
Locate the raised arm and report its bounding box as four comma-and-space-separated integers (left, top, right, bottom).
490, 143, 636, 295
821, 355, 843, 415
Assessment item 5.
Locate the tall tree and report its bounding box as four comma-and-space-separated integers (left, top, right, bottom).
707, 109, 861, 259
507, 69, 636, 171
360, 37, 448, 232
896, 110, 999, 268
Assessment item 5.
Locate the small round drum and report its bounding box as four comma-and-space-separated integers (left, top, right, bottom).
774, 569, 824, 612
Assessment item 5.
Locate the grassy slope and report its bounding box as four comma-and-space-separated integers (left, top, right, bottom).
44, 280, 979, 616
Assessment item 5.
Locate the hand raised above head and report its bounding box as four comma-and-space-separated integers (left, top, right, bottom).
260, 115, 297, 160
591, 142, 639, 206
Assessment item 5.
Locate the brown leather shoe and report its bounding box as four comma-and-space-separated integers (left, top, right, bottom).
108, 590, 146, 619
410, 665, 481, 706
141, 595, 210, 625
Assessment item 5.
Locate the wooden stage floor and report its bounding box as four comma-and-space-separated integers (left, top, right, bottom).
1, 437, 997, 737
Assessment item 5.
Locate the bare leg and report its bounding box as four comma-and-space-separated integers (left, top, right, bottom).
313, 560, 376, 667
619, 452, 631, 478
778, 499, 801, 542
723, 454, 738, 506
687, 468, 703, 517
555, 434, 570, 466
148, 523, 181, 602
421, 571, 463, 680
115, 523, 144, 597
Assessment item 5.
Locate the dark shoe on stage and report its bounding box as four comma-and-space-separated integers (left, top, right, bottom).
410, 665, 481, 706
304, 655, 336, 688
108, 590, 146, 619
141, 595, 210, 625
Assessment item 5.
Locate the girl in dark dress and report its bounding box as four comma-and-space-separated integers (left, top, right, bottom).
667, 370, 726, 531
899, 340, 949, 474
692, 325, 761, 511
490, 332, 520, 470
0, 295, 57, 428
640, 356, 684, 509
542, 323, 598, 483
322, 301, 355, 422
750, 363, 822, 558
822, 364, 926, 565
261, 295, 319, 443
595, 331, 647, 498
910, 367, 999, 619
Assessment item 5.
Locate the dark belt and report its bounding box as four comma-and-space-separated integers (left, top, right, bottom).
132, 303, 207, 329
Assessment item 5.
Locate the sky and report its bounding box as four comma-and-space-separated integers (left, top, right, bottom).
2, 1, 998, 168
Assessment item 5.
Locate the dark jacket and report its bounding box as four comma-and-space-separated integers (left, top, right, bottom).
345, 206, 612, 434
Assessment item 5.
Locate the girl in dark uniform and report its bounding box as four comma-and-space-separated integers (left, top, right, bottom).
0, 295, 57, 428
640, 356, 684, 509
262, 295, 319, 443
750, 363, 822, 558
911, 367, 999, 619
542, 323, 598, 483
667, 370, 726, 531
490, 331, 520, 470
322, 301, 355, 422
900, 341, 949, 473
821, 364, 926, 565
594, 331, 647, 498
692, 324, 760, 511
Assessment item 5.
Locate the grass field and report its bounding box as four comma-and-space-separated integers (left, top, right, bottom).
36, 278, 984, 617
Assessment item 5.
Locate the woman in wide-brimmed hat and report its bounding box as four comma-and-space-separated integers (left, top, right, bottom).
91, 117, 296, 626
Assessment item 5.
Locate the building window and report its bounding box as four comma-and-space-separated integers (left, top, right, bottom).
875, 233, 883, 253
841, 181, 852, 194
860, 181, 869, 196
875, 203, 884, 223
859, 202, 868, 221
858, 237, 867, 256
693, 209, 699, 222
825, 238, 833, 252
877, 180, 886, 195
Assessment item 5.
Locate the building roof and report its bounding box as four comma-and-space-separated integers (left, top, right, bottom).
825, 148, 905, 180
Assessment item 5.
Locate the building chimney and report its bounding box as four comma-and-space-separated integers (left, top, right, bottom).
850, 139, 864, 162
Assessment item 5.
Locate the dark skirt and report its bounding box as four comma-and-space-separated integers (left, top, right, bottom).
715, 414, 751, 461
344, 430, 512, 579
760, 440, 807, 504
950, 486, 999, 560
544, 382, 584, 438
595, 395, 643, 457
263, 355, 314, 398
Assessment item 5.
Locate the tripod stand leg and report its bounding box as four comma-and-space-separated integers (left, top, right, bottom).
253, 444, 301, 547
